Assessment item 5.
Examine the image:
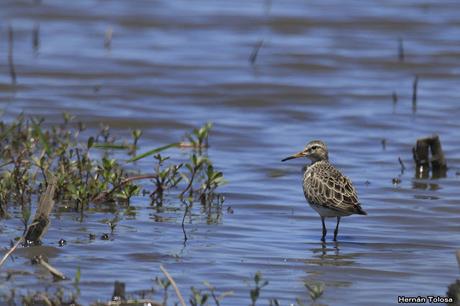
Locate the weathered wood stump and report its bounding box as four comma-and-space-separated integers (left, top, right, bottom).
112, 281, 126, 302
447, 280, 460, 305
24, 176, 57, 245
412, 135, 447, 179
106, 281, 162, 306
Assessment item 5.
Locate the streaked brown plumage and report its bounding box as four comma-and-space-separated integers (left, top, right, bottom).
304, 160, 365, 217
282, 140, 367, 241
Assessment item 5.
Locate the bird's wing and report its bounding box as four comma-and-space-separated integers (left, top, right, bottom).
305, 163, 364, 215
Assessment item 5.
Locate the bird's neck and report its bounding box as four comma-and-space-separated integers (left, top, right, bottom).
310, 157, 328, 165
304, 159, 327, 173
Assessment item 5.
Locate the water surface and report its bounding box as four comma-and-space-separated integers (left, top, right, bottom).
1, 0, 460, 305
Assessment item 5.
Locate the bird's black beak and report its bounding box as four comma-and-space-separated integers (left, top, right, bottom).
281, 151, 304, 162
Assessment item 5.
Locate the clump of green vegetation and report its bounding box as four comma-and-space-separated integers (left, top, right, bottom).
0, 114, 230, 304
182, 122, 212, 150
0, 114, 225, 225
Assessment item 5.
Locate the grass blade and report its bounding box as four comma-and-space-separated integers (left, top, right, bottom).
127, 143, 180, 163
93, 143, 131, 150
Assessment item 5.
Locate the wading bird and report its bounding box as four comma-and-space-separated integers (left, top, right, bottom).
282, 140, 367, 241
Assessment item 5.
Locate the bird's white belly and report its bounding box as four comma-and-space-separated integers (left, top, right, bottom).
309, 203, 350, 217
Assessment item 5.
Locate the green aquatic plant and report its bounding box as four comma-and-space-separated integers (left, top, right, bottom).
249, 272, 269, 306
0, 115, 225, 218
116, 182, 141, 204
156, 276, 172, 306
150, 154, 183, 206
203, 281, 233, 306
0, 116, 230, 305
130, 128, 143, 156
107, 215, 119, 234
183, 122, 212, 150
179, 154, 226, 226
200, 163, 226, 205
180, 154, 207, 199
304, 281, 325, 302
269, 299, 280, 306
190, 286, 209, 306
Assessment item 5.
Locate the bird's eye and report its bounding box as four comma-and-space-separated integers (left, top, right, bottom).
311, 146, 318, 150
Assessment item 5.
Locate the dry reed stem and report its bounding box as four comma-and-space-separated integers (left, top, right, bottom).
0, 237, 23, 268
160, 264, 186, 306
35, 255, 66, 280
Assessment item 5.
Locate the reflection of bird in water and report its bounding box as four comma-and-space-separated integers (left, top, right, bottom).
282, 140, 367, 242
318, 241, 340, 257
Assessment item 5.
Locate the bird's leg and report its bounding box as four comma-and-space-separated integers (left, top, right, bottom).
333, 217, 341, 241
321, 217, 327, 242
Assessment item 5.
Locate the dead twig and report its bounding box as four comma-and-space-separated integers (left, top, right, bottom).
0, 219, 40, 269
398, 37, 404, 62
36, 294, 52, 306
105, 27, 113, 49
249, 40, 264, 65
33, 23, 40, 53
398, 157, 406, 174
412, 75, 418, 113
8, 26, 17, 85
160, 265, 186, 306
0, 237, 23, 268
33, 255, 66, 280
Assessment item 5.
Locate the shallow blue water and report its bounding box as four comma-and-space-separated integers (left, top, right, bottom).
0, 0, 460, 305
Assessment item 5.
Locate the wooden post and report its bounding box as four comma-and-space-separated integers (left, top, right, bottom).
412, 135, 447, 179
447, 280, 460, 304
8, 26, 17, 85
413, 137, 430, 179
112, 281, 126, 302
412, 75, 418, 113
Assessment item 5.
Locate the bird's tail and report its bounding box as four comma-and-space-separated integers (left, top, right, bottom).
355, 205, 367, 215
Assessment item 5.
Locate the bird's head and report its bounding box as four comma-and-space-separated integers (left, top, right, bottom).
281, 140, 329, 163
